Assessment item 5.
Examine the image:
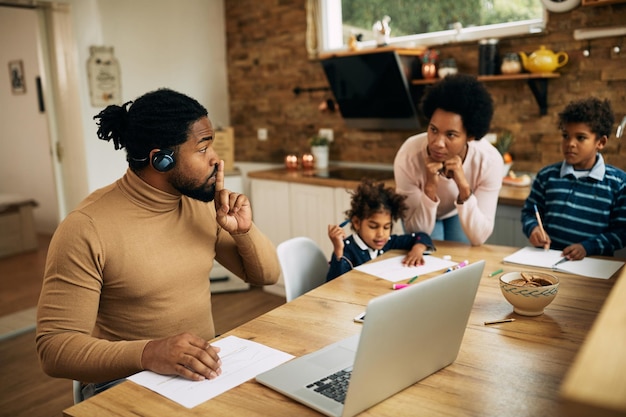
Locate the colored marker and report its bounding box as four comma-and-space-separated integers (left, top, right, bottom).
488, 268, 504, 277
339, 219, 350, 227
392, 283, 411, 290
447, 260, 470, 272
407, 275, 419, 284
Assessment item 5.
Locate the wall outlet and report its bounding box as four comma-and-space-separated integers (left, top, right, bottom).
318, 128, 334, 142
257, 128, 268, 141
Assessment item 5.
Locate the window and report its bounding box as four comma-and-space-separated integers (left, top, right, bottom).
319, 0, 546, 52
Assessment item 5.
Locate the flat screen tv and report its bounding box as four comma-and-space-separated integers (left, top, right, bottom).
321, 51, 420, 131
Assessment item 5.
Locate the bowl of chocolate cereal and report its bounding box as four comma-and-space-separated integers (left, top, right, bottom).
499, 271, 559, 316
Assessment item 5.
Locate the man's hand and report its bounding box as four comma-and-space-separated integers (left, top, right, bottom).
141, 333, 222, 381
214, 160, 252, 234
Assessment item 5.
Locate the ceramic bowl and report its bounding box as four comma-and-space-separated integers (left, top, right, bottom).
499, 271, 559, 316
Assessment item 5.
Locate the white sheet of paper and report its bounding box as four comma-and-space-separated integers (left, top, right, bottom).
503, 246, 624, 280
128, 335, 294, 409
354, 255, 458, 282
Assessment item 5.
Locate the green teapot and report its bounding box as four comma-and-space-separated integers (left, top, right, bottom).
519, 46, 568, 73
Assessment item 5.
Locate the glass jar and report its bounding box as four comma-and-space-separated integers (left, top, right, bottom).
501, 52, 522, 74
438, 58, 458, 78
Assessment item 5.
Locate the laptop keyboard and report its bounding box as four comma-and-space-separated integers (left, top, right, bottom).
305, 366, 353, 404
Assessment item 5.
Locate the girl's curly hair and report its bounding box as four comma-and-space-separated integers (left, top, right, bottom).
345, 179, 407, 225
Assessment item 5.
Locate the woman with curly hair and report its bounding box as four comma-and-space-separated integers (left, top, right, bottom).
394, 73, 502, 246
521, 97, 626, 258
326, 179, 434, 281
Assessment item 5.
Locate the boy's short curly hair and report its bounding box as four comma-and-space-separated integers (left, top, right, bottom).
345, 179, 407, 225
558, 97, 614, 138
421, 73, 494, 140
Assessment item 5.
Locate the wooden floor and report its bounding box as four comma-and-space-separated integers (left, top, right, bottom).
0, 235, 285, 417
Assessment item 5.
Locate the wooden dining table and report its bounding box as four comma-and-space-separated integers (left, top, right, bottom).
62, 241, 624, 417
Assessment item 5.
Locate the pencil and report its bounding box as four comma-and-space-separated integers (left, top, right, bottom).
484, 318, 515, 325
407, 275, 419, 284
533, 204, 547, 242
339, 219, 350, 227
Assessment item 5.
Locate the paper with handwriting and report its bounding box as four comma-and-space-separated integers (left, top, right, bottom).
128, 335, 294, 408
354, 255, 457, 282
503, 246, 624, 280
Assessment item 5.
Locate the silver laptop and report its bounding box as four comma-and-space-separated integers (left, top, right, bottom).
256, 260, 485, 417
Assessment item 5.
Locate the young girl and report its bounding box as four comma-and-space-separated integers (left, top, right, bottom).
326, 179, 434, 281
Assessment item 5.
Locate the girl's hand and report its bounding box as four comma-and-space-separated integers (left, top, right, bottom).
403, 243, 427, 267
328, 224, 346, 259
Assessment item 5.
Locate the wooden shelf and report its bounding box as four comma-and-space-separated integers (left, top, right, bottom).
412, 73, 561, 116
319, 46, 426, 60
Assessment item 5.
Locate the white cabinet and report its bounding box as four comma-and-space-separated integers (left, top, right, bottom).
250, 179, 291, 248
289, 183, 337, 256
486, 204, 528, 247
250, 179, 353, 297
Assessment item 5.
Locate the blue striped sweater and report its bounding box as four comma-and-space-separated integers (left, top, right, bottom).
521, 154, 626, 256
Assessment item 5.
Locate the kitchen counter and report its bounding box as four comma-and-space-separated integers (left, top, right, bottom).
247, 166, 530, 206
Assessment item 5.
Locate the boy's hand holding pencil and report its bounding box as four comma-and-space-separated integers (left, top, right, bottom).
532, 204, 550, 250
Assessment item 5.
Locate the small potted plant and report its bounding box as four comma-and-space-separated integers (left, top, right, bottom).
309, 135, 330, 169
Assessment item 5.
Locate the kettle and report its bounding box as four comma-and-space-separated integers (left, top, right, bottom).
519, 46, 568, 73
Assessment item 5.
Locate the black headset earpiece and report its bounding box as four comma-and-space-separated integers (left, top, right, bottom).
151, 149, 175, 172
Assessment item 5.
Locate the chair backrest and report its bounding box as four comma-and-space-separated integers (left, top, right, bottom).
73, 380, 82, 404
277, 237, 329, 302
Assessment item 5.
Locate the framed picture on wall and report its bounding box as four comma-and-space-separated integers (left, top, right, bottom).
8, 60, 26, 94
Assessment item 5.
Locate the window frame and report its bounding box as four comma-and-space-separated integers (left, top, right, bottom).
318, 0, 548, 53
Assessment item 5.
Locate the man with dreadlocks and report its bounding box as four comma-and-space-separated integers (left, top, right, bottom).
36, 88, 280, 401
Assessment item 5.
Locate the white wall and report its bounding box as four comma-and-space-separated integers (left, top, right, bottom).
57, 0, 230, 191
0, 6, 60, 233
1, 0, 228, 233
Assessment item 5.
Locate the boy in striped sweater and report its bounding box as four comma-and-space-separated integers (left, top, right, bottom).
521, 97, 626, 259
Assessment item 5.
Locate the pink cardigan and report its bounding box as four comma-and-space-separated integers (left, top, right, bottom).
394, 132, 503, 245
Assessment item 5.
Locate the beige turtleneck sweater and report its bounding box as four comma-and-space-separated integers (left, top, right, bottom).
36, 169, 280, 383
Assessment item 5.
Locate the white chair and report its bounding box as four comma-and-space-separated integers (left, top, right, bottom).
277, 237, 329, 302
72, 380, 82, 404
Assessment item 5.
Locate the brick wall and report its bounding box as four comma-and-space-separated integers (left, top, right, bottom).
225, 1, 626, 172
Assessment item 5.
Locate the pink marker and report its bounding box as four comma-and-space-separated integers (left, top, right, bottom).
392, 283, 411, 290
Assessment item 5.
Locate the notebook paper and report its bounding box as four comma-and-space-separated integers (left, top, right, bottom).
503, 247, 624, 280
354, 255, 457, 282
128, 336, 294, 408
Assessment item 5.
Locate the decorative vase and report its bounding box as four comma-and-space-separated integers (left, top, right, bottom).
311, 146, 329, 170
422, 62, 437, 79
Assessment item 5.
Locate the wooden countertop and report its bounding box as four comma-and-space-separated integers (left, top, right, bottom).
247, 166, 396, 189
248, 166, 530, 206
